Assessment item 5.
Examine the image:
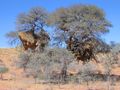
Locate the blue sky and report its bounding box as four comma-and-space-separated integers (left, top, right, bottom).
0, 0, 120, 48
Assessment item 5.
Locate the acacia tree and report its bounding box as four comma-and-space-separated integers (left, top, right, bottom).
6, 7, 49, 46
78, 63, 97, 89
6, 31, 19, 46
111, 43, 120, 54
17, 47, 74, 83
111, 43, 120, 67
16, 7, 48, 33
101, 51, 117, 90
49, 5, 111, 38
48, 4, 111, 62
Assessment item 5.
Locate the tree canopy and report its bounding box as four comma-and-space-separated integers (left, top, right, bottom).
48, 4, 112, 62
6, 4, 112, 62
48, 5, 111, 41
17, 7, 48, 33
6, 7, 49, 46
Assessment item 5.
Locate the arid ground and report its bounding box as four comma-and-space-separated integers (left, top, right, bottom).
0, 48, 120, 90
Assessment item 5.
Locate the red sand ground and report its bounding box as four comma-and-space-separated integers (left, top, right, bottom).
0, 48, 120, 90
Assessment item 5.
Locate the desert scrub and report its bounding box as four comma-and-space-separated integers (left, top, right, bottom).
0, 66, 8, 80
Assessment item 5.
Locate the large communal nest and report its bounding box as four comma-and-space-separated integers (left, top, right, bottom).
66, 35, 110, 63
18, 29, 50, 51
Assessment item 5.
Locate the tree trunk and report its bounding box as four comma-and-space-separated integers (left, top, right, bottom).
107, 75, 111, 90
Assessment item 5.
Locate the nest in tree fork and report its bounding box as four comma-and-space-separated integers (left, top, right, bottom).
66, 36, 110, 63
18, 30, 50, 50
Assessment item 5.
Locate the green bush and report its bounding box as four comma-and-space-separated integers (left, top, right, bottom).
0, 66, 8, 80
0, 66, 8, 73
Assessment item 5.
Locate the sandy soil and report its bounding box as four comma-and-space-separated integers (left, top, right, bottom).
0, 80, 120, 90
0, 48, 120, 90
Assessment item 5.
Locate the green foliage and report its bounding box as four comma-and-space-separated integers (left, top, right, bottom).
111, 43, 120, 54
6, 7, 48, 46
6, 4, 112, 52
5, 31, 20, 46
0, 66, 8, 74
48, 4, 111, 62
16, 7, 48, 32
48, 5, 111, 37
